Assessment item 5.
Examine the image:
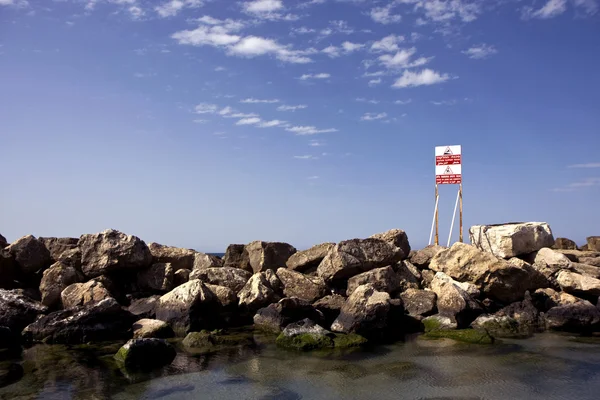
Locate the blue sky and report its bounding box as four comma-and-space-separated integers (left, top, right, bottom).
1, 0, 599, 252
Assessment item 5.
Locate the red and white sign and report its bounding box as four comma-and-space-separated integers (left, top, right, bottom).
435, 145, 462, 184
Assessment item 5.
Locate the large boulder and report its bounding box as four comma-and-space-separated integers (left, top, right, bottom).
6, 235, 51, 274
276, 268, 328, 302
0, 289, 47, 333
331, 284, 392, 336
190, 267, 251, 293
317, 238, 404, 283
238, 272, 280, 311
222, 244, 251, 272
205, 284, 237, 308
254, 297, 323, 333
53, 248, 82, 270
580, 257, 600, 268
174, 268, 190, 287
0, 250, 18, 289
114, 338, 176, 370
147, 242, 196, 270
410, 245, 446, 269
22, 297, 135, 344
60, 280, 112, 309
571, 263, 600, 279
286, 243, 334, 272
530, 248, 571, 279
78, 229, 152, 278
495, 292, 545, 334
246, 241, 297, 273
556, 270, 600, 298
400, 289, 437, 317
154, 279, 216, 335
546, 299, 600, 333
275, 319, 334, 351
137, 263, 175, 293
128, 295, 160, 319
553, 238, 578, 250
396, 260, 421, 292
430, 243, 548, 303
430, 272, 482, 328
369, 229, 411, 260
132, 319, 174, 339
39, 262, 85, 308
469, 222, 554, 258
470, 314, 526, 338
38, 237, 79, 262
587, 237, 600, 252
313, 295, 346, 326
346, 266, 398, 296
192, 253, 223, 271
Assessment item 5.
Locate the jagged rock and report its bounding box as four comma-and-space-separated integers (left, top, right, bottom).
0, 289, 47, 333
137, 263, 175, 293
346, 266, 398, 296
22, 297, 135, 344
254, 297, 323, 333
54, 248, 82, 270
174, 268, 190, 287
132, 319, 174, 339
190, 267, 252, 293
410, 245, 446, 269
155, 279, 216, 335
192, 253, 223, 271
61, 280, 112, 309
556, 270, 600, 297
276, 268, 328, 302
286, 243, 334, 272
147, 242, 196, 270
317, 238, 404, 283
471, 314, 527, 338
400, 289, 437, 317
580, 244, 590, 251
432, 271, 480, 297
587, 237, 600, 252
530, 247, 571, 279
79, 229, 152, 278
430, 243, 548, 303
238, 273, 280, 311
205, 284, 237, 308
246, 241, 297, 273
430, 272, 482, 328
331, 284, 392, 336
0, 234, 7, 249
313, 295, 346, 326
579, 257, 600, 268
6, 235, 51, 274
264, 269, 283, 295
369, 229, 411, 260
571, 263, 600, 279
128, 295, 160, 319
421, 269, 435, 288
422, 315, 458, 332
533, 288, 581, 311
38, 237, 79, 262
469, 222, 554, 258
396, 260, 421, 292
40, 262, 84, 308
553, 238, 578, 250
496, 292, 544, 333
114, 338, 176, 370
276, 319, 334, 351
546, 299, 600, 332
222, 244, 251, 272
0, 250, 17, 289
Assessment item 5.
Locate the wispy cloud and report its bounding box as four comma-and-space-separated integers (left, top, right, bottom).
370, 4, 402, 24
242, 0, 299, 21
277, 104, 307, 111
361, 112, 387, 121
240, 98, 280, 103
431, 100, 457, 106
568, 162, 600, 168
257, 119, 286, 128
193, 119, 209, 123
294, 155, 318, 160
156, 0, 204, 18
299, 73, 331, 80
368, 78, 382, 86
462, 44, 498, 59
392, 69, 452, 88
370, 34, 405, 53
307, 175, 320, 180
378, 48, 433, 69
355, 98, 380, 104
395, 99, 412, 105
553, 177, 600, 192
309, 140, 325, 147
195, 103, 218, 114
236, 117, 262, 125
286, 126, 338, 135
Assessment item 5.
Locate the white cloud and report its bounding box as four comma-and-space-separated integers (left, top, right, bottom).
341, 41, 364, 53
294, 155, 318, 160
307, 176, 320, 180
0, 0, 29, 6
378, 47, 433, 69
397, 0, 483, 23
224, 112, 259, 118
195, 103, 218, 113
258, 119, 286, 128
277, 104, 308, 111
355, 98, 380, 104
292, 27, 317, 34
370, 4, 402, 24
240, 98, 280, 103
309, 140, 324, 146
322, 41, 363, 58
462, 44, 497, 59
368, 78, 382, 86
236, 117, 262, 125
363, 70, 386, 77
395, 99, 412, 105
219, 106, 233, 115
286, 126, 338, 135
172, 20, 242, 47
523, 0, 567, 19
133, 72, 156, 78
322, 45, 341, 58
568, 162, 600, 168
228, 36, 313, 63
392, 69, 451, 88
214, 66, 226, 71
371, 34, 405, 53
431, 100, 457, 105
244, 0, 283, 13
193, 119, 209, 123
156, 0, 204, 18
553, 177, 600, 192
128, 5, 144, 18
361, 112, 387, 121
299, 73, 330, 80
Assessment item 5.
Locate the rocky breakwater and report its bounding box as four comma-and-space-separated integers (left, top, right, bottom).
2, 223, 600, 385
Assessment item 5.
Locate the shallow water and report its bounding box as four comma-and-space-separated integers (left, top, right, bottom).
2, 332, 600, 400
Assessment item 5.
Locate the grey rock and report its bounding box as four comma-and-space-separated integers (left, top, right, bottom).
471, 314, 526, 338
0, 250, 18, 290
396, 260, 421, 292
331, 284, 392, 336
556, 270, 600, 297
174, 268, 190, 287
313, 295, 346, 326
147, 242, 196, 270
286, 243, 334, 272
38, 237, 79, 262
553, 238, 578, 250
579, 257, 600, 268
0, 289, 47, 333
276, 268, 328, 302
254, 297, 323, 333
190, 267, 252, 293
6, 235, 51, 274
400, 289, 437, 317
546, 300, 600, 332
571, 263, 600, 279
0, 234, 7, 249
61, 280, 112, 309
128, 295, 160, 319
114, 338, 176, 370
137, 263, 175, 293
40, 261, 84, 308
587, 237, 600, 252
369, 229, 411, 260
346, 266, 398, 296
410, 245, 446, 269
469, 222, 554, 258
205, 284, 237, 308
422, 314, 458, 332
222, 244, 252, 272
192, 253, 223, 271
238, 272, 280, 311
430, 272, 482, 328
246, 241, 297, 273
132, 319, 174, 339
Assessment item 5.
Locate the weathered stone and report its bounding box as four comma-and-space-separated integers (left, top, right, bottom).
54, 248, 82, 270
430, 272, 482, 328
286, 243, 335, 272
533, 288, 582, 312
432, 271, 480, 298
78, 229, 152, 278
400, 289, 437, 317
369, 229, 411, 260
422, 315, 458, 332
190, 267, 252, 293
430, 243, 548, 303
254, 297, 323, 333
181, 330, 254, 350
530, 247, 572, 279
571, 263, 600, 279
222, 244, 251, 272
579, 257, 600, 268
137, 263, 175, 293
331, 284, 392, 336
0, 234, 7, 249
38, 237, 79, 262
346, 266, 398, 296
276, 268, 328, 302
155, 280, 216, 335
317, 238, 404, 283
546, 300, 600, 332
396, 260, 421, 292
114, 338, 176, 370
174, 268, 190, 287
246, 241, 297, 273
128, 295, 160, 319
553, 238, 578, 250
205, 284, 237, 308
0, 250, 17, 290
60, 280, 112, 309
264, 269, 283, 295
238, 273, 280, 311
313, 295, 346, 326
424, 329, 494, 344
132, 319, 174, 339
6, 235, 51, 274
421, 269, 435, 288
469, 222, 554, 258
471, 314, 527, 338
496, 292, 545, 333
0, 289, 47, 333
580, 244, 590, 251
556, 270, 600, 297
22, 297, 135, 344
587, 237, 600, 252
192, 253, 223, 271
147, 242, 196, 270
410, 245, 446, 269
276, 319, 334, 351
40, 262, 84, 308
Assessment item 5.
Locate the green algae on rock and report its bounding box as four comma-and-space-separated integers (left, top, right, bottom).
423, 329, 495, 344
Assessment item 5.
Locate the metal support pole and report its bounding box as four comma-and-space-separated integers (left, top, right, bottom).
459, 184, 463, 243
429, 190, 439, 246
447, 187, 461, 247
434, 184, 439, 245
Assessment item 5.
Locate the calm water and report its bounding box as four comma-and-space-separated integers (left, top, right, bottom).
2, 332, 600, 400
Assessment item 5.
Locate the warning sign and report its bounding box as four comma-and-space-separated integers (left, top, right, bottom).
435, 145, 462, 185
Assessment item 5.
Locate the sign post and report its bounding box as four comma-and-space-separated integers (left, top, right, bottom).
430, 145, 463, 246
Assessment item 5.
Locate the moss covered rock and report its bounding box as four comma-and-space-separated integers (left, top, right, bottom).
182, 329, 254, 352
276, 332, 334, 351
333, 333, 368, 348
114, 338, 176, 370
423, 329, 494, 344
422, 315, 458, 333
471, 314, 530, 339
